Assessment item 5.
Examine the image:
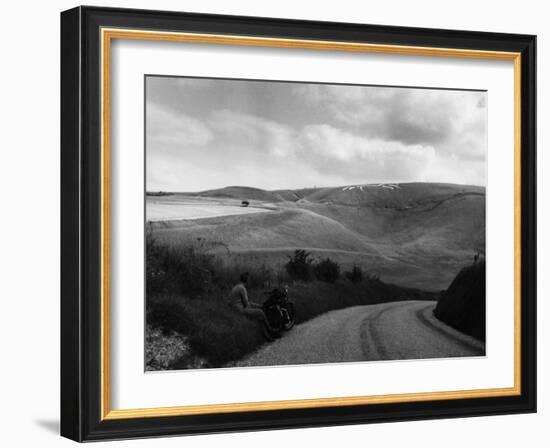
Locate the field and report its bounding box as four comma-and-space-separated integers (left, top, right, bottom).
147, 182, 485, 291
147, 195, 273, 221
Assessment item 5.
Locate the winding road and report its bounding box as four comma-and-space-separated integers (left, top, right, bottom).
236, 301, 484, 367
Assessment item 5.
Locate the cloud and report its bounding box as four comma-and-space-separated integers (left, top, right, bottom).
294, 84, 487, 154
146, 78, 487, 191
147, 102, 213, 147
296, 124, 436, 181
210, 110, 296, 158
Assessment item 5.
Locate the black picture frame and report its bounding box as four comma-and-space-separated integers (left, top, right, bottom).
61, 5, 536, 442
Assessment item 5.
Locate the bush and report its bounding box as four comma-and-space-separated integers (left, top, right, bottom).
434, 261, 486, 341
345, 265, 364, 283
314, 258, 340, 283
285, 249, 314, 281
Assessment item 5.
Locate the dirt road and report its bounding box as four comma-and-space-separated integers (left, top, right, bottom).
236, 300, 484, 367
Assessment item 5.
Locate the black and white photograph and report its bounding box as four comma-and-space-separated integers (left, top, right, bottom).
144, 76, 487, 371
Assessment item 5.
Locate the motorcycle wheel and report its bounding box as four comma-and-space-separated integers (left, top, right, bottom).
282, 303, 296, 331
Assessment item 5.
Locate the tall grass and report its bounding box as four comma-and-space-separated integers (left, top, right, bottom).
147, 295, 264, 368
146, 233, 436, 370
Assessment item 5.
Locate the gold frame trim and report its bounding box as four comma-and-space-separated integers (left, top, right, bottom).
100, 28, 522, 421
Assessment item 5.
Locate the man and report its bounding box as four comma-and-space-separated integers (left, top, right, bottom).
228, 272, 274, 330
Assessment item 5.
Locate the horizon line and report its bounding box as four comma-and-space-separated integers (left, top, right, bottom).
146, 181, 486, 194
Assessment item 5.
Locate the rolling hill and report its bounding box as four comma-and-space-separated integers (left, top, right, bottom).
149, 182, 485, 291
193, 186, 286, 202
188, 182, 484, 208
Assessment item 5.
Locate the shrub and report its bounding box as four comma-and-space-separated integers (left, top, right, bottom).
285, 249, 314, 281
345, 265, 364, 283
314, 257, 340, 283
434, 261, 486, 341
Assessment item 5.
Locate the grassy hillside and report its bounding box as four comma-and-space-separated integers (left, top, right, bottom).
148, 182, 485, 290
434, 261, 486, 341
152, 208, 377, 253
146, 236, 436, 370
188, 182, 484, 208
299, 182, 483, 208
193, 186, 285, 202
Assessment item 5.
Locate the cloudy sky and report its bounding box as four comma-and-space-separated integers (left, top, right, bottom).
146, 76, 487, 192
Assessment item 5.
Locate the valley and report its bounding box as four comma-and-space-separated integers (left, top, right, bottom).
146, 182, 485, 291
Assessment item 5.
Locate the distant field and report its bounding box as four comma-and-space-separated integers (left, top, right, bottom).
146, 183, 485, 291
147, 195, 273, 221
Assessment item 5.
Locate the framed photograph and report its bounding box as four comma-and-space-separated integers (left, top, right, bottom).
60, 6, 536, 441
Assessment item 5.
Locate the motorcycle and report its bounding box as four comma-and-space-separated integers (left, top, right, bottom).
261, 287, 296, 340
